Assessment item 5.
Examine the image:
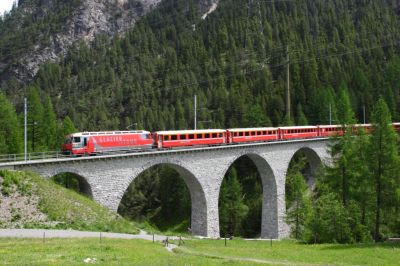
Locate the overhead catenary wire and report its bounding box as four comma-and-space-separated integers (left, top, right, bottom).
70, 0, 400, 104
125, 39, 400, 101
124, 0, 398, 89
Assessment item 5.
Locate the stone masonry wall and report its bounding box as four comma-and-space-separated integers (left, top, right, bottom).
14, 139, 330, 239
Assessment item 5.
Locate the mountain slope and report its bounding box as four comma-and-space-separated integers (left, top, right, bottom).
1, 0, 400, 130
0, 0, 163, 82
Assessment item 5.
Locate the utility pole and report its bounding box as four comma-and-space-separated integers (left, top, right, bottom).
24, 98, 27, 161
363, 105, 366, 124
194, 94, 197, 130
329, 104, 332, 125
286, 45, 291, 121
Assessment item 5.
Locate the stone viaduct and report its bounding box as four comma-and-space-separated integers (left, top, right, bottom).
0, 138, 331, 239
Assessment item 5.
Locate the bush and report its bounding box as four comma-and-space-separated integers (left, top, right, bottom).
303, 193, 352, 243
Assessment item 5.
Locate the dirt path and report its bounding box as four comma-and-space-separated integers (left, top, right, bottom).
0, 228, 185, 253
0, 229, 175, 240
0, 229, 314, 264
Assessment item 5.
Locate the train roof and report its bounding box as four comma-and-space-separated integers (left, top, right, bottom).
227, 127, 278, 132
318, 125, 342, 128
68, 130, 150, 137
279, 126, 318, 130
155, 129, 225, 135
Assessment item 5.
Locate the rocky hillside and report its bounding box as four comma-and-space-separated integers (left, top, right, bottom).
0, 0, 218, 83
0, 170, 138, 233
0, 0, 161, 82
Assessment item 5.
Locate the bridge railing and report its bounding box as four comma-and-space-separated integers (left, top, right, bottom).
0, 149, 148, 164
0, 151, 71, 163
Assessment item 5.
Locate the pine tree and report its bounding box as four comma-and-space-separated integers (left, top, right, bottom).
286, 160, 311, 239
27, 87, 45, 152
296, 104, 308, 125
368, 98, 399, 241
219, 167, 249, 237
329, 87, 356, 207
0, 91, 22, 154
42, 95, 58, 150
61, 116, 77, 136
242, 104, 271, 127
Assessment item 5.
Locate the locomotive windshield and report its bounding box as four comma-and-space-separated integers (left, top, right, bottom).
73, 137, 81, 143
141, 133, 151, 139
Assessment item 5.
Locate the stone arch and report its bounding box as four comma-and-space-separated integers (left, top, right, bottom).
51, 171, 94, 198
287, 147, 323, 189
220, 152, 278, 239
117, 160, 208, 236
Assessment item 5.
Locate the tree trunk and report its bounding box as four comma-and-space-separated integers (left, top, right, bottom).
342, 165, 347, 207
374, 132, 383, 242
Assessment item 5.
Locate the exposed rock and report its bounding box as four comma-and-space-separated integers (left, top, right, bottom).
201, 0, 219, 20
1, 0, 218, 84
0, 177, 49, 228
5, 0, 163, 83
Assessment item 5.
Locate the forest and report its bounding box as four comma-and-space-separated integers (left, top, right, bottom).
0, 0, 399, 242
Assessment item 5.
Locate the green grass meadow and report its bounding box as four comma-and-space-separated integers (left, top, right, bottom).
0, 238, 399, 265
177, 239, 400, 265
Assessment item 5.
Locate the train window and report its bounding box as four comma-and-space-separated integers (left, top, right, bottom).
206, 133, 210, 138
164, 135, 169, 141
180, 134, 186, 140
73, 137, 81, 143
212, 133, 217, 138
189, 134, 194, 139
171, 135, 178, 140
141, 133, 151, 139
197, 133, 202, 138
219, 133, 223, 137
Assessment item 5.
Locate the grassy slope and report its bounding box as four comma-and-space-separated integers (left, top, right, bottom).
0, 170, 138, 234
0, 238, 398, 265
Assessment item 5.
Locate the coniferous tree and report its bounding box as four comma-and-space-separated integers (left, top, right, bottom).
219, 167, 249, 237
285, 157, 311, 239
296, 104, 308, 125
42, 95, 58, 150
0, 91, 22, 154
368, 98, 399, 241
27, 87, 45, 152
329, 87, 356, 207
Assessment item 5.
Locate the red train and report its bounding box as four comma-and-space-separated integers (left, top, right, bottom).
62, 123, 400, 155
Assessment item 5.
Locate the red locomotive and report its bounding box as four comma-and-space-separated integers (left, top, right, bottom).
61, 123, 400, 155
62, 130, 153, 155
